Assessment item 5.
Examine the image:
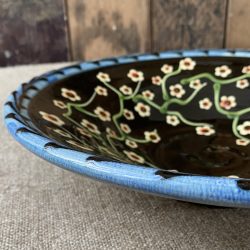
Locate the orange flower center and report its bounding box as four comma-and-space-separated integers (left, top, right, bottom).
131, 154, 140, 160
66, 92, 75, 98
125, 112, 131, 117
223, 100, 231, 106
150, 135, 157, 140
99, 111, 107, 117
132, 72, 139, 78
201, 128, 209, 133
48, 115, 57, 121
245, 126, 250, 131
87, 124, 95, 130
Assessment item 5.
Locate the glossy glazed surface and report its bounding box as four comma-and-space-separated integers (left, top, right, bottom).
21, 56, 250, 178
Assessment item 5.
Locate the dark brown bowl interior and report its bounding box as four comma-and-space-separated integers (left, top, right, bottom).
21, 56, 250, 178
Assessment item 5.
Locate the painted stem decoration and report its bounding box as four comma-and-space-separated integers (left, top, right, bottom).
39, 58, 250, 164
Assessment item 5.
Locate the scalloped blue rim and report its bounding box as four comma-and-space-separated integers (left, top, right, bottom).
4, 49, 250, 208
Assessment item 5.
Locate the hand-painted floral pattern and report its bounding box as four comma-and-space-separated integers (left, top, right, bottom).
142, 90, 155, 100
123, 109, 135, 120
94, 106, 111, 121
215, 65, 232, 78
189, 79, 206, 89
199, 98, 213, 110
151, 76, 162, 85
120, 123, 131, 134
53, 100, 66, 109
39, 111, 65, 126
236, 138, 250, 146
81, 119, 100, 134
166, 115, 180, 126
95, 86, 108, 96
123, 150, 145, 164
242, 65, 250, 74
144, 130, 161, 143
179, 58, 196, 70
236, 79, 249, 89
161, 64, 173, 74
134, 102, 151, 117
169, 84, 185, 98
220, 96, 236, 110
237, 121, 250, 135
61, 88, 81, 101
127, 69, 144, 82
196, 126, 215, 136
38, 57, 250, 168
97, 72, 111, 82
119, 85, 133, 95
125, 139, 138, 148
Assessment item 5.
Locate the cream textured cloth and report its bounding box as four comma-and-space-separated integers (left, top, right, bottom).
1, 63, 250, 250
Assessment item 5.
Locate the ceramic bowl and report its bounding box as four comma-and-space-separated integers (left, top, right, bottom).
4, 49, 250, 207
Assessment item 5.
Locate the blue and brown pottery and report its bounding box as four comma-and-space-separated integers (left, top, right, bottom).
4, 49, 250, 207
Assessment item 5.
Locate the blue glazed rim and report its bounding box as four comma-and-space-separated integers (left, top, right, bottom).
4, 49, 250, 208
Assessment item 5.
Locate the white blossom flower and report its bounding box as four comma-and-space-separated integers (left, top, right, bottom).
242, 65, 250, 74
127, 69, 144, 82
95, 86, 108, 96
94, 106, 111, 121
161, 64, 173, 74
123, 109, 135, 120
134, 102, 151, 117
215, 65, 232, 78
196, 126, 215, 136
53, 100, 66, 109
220, 96, 237, 110
151, 76, 162, 85
81, 119, 100, 134
236, 79, 249, 89
144, 129, 161, 143
236, 138, 250, 146
189, 79, 207, 89
125, 139, 138, 148
166, 115, 180, 126
119, 85, 133, 95
120, 123, 131, 134
199, 98, 213, 110
179, 58, 196, 70
61, 88, 81, 101
39, 111, 65, 126
237, 121, 250, 135
169, 84, 185, 98
97, 72, 111, 82
142, 90, 155, 100
123, 150, 145, 164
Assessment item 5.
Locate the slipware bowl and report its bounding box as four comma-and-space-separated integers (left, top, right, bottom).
4, 49, 250, 208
